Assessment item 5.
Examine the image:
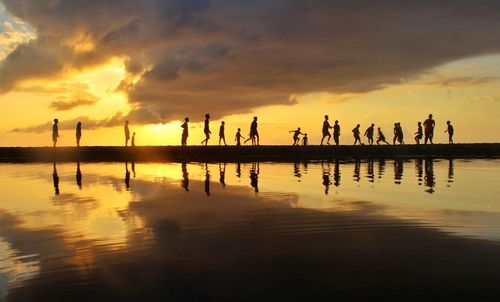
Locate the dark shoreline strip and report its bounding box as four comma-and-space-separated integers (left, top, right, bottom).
0, 144, 499, 163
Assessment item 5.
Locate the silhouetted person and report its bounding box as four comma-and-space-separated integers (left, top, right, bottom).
394, 159, 404, 184
201, 114, 211, 146
219, 121, 227, 146
396, 123, 405, 145
322, 161, 331, 194
352, 124, 361, 145
124, 120, 130, 146
181, 117, 189, 146
219, 163, 226, 188
333, 120, 340, 145
76, 122, 82, 147
445, 121, 454, 144
333, 159, 341, 187
353, 159, 361, 182
131, 132, 136, 147
52, 119, 59, 147
302, 133, 308, 146
76, 162, 82, 190
289, 127, 303, 145
376, 127, 390, 145
125, 162, 130, 190
53, 162, 59, 195
204, 164, 211, 196
250, 162, 259, 193
424, 158, 435, 193
364, 123, 375, 145
244, 117, 259, 145
423, 114, 435, 144
181, 162, 189, 191
234, 128, 244, 146
321, 115, 333, 145
414, 122, 423, 145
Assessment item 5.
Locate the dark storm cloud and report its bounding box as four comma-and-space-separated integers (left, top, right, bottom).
50, 97, 99, 111
2, 0, 500, 124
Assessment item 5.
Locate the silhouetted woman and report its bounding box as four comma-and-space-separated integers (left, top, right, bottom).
76, 122, 82, 147
244, 116, 259, 145
52, 119, 59, 147
181, 117, 189, 146
201, 114, 211, 146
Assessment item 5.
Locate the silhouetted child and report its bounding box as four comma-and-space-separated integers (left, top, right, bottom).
364, 123, 375, 145
445, 121, 454, 144
423, 114, 435, 144
131, 132, 136, 147
124, 120, 130, 146
393, 123, 398, 145
201, 114, 211, 145
333, 120, 340, 145
352, 124, 361, 145
235, 128, 245, 146
52, 119, 59, 147
76, 122, 82, 147
181, 117, 189, 146
396, 123, 405, 144
289, 127, 303, 145
303, 133, 308, 146
321, 115, 333, 145
219, 121, 227, 146
244, 116, 259, 145
376, 127, 390, 145
414, 122, 423, 145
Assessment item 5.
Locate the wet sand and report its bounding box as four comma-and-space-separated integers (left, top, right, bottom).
0, 144, 499, 162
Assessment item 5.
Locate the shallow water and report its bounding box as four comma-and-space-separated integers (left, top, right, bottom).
0, 159, 499, 301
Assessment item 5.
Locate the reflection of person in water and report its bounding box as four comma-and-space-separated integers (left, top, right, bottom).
415, 158, 423, 186
125, 162, 130, 190
293, 162, 302, 181
76, 162, 82, 190
204, 163, 211, 196
250, 162, 259, 193
424, 158, 435, 194
447, 158, 454, 184
333, 160, 341, 187
353, 159, 361, 182
236, 162, 241, 178
366, 159, 374, 183
53, 162, 60, 195
378, 159, 386, 179
219, 163, 226, 188
181, 162, 189, 192
321, 161, 331, 194
131, 162, 136, 178
394, 159, 404, 184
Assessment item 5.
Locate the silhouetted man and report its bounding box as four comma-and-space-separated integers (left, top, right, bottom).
124, 120, 130, 146
244, 116, 259, 145
364, 123, 375, 145
219, 121, 227, 146
376, 127, 390, 145
321, 115, 333, 145
423, 114, 435, 144
52, 119, 59, 147
352, 124, 361, 145
201, 114, 211, 145
289, 127, 303, 145
76, 122, 82, 147
333, 120, 340, 145
445, 121, 454, 144
414, 122, 423, 145
235, 128, 245, 146
181, 117, 189, 146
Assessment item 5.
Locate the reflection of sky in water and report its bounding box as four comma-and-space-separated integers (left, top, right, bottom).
0, 159, 499, 299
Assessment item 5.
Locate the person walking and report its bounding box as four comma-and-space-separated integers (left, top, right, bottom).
201, 114, 211, 146
52, 119, 59, 147
414, 122, 423, 145
353, 124, 362, 145
364, 123, 375, 145
445, 121, 454, 144
76, 122, 82, 147
321, 115, 333, 145
219, 121, 227, 146
181, 117, 189, 146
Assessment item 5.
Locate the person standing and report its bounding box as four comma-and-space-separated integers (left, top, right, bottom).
364, 123, 375, 145
423, 114, 435, 144
352, 124, 361, 145
181, 117, 189, 146
131, 132, 136, 147
52, 119, 59, 147
445, 121, 454, 144
219, 121, 227, 146
302, 133, 308, 146
76, 122, 82, 147
235, 128, 245, 146
124, 120, 130, 146
201, 114, 211, 146
414, 122, 423, 145
333, 120, 341, 145
321, 115, 333, 145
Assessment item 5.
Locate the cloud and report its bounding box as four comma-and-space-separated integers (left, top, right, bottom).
49, 91, 99, 111
2, 0, 500, 123
423, 76, 500, 87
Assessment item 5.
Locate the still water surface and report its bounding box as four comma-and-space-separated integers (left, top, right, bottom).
0, 159, 499, 300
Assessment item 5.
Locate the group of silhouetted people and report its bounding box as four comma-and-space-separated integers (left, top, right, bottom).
51, 113, 454, 147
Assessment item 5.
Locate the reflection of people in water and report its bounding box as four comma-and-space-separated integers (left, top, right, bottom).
353, 159, 361, 182
378, 159, 386, 179
424, 158, 435, 193
181, 162, 189, 192
53, 162, 60, 195
366, 159, 374, 183
394, 159, 404, 184
76, 162, 82, 190
250, 162, 259, 193
333, 160, 341, 187
204, 164, 211, 196
219, 163, 226, 188
236, 162, 241, 178
447, 158, 454, 184
125, 162, 130, 190
293, 162, 302, 181
131, 162, 136, 178
415, 158, 423, 186
321, 161, 331, 194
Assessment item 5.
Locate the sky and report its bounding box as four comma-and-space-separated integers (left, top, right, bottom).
0, 0, 499, 146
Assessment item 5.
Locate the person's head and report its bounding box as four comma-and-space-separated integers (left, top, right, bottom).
77, 121, 81, 126
253, 116, 258, 121
371, 123, 374, 127
429, 114, 433, 118
221, 121, 225, 125
418, 122, 421, 126
334, 120, 338, 124
133, 132, 136, 135
185, 117, 189, 122
446, 120, 450, 124
54, 118, 58, 123
237, 128, 241, 131
394, 123, 397, 126
298, 127, 301, 130
304, 133, 308, 136
205, 113, 210, 119
325, 115, 329, 120
125, 120, 129, 125
356, 124, 360, 127
378, 127, 381, 130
